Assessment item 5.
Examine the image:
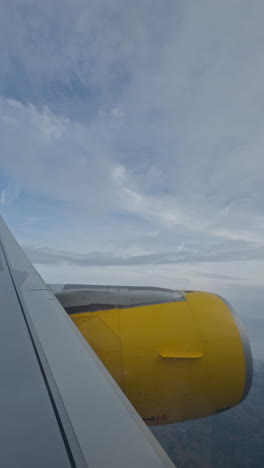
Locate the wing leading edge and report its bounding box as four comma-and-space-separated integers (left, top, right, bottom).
0, 217, 175, 468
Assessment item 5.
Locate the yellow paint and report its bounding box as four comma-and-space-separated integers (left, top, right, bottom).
70, 292, 246, 426
72, 309, 124, 388
185, 292, 245, 413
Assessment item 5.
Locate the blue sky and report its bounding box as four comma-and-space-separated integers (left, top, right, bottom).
0, 1, 264, 355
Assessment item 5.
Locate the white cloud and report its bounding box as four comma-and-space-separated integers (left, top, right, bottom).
0, 189, 6, 206
0, 184, 20, 206
0, 97, 119, 213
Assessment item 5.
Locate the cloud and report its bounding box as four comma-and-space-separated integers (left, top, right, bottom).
0, 0, 264, 292
193, 271, 244, 281
0, 189, 6, 206
0, 97, 120, 215
24, 238, 264, 268
0, 182, 20, 207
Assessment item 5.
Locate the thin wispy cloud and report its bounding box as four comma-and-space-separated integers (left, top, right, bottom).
0, 189, 6, 206
25, 238, 264, 267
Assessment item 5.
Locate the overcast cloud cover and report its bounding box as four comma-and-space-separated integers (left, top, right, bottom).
0, 1, 264, 350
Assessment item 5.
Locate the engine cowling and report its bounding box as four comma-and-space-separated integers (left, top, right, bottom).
51, 285, 253, 426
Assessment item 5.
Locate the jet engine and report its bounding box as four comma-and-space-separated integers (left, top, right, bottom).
51, 284, 253, 426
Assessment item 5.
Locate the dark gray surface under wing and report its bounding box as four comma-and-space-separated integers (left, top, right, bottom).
0, 242, 72, 467
0, 217, 175, 468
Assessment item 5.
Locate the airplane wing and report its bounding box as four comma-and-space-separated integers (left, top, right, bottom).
0, 217, 175, 468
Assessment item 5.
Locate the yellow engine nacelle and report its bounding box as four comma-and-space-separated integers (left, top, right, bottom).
67, 290, 252, 426
67, 292, 252, 425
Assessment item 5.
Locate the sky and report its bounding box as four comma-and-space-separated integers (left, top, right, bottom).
0, 1, 264, 356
